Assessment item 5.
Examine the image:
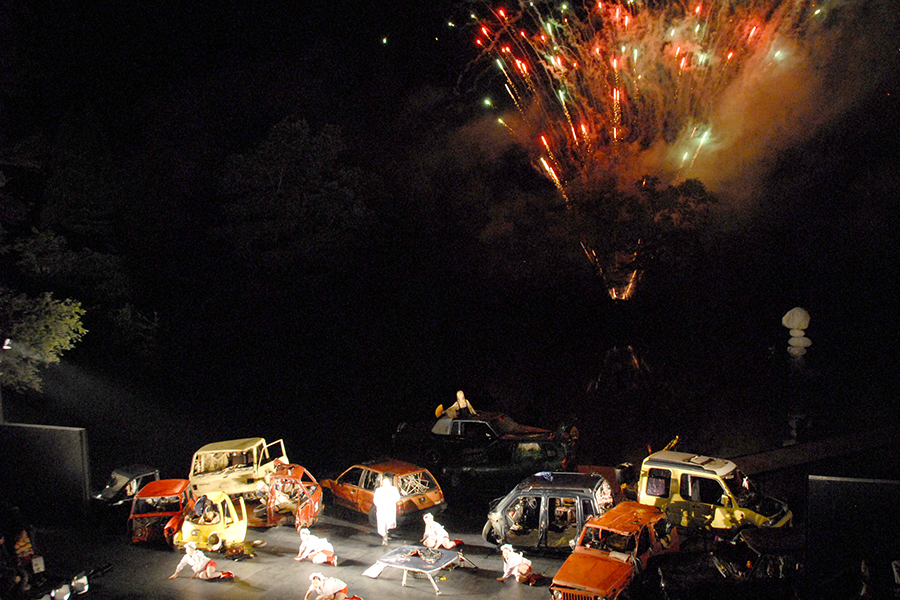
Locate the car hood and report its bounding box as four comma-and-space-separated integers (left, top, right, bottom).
552, 551, 634, 596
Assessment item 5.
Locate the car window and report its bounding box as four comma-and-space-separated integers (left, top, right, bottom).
594, 478, 614, 509
514, 442, 543, 461
601, 529, 636, 553
582, 497, 595, 519
360, 469, 381, 491
460, 421, 494, 438
549, 496, 578, 531
132, 495, 182, 515
645, 468, 671, 498
398, 470, 437, 496
686, 475, 728, 506
505, 495, 540, 530
337, 467, 364, 487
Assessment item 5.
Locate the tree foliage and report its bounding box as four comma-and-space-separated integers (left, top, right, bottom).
218, 117, 372, 275
0, 286, 86, 391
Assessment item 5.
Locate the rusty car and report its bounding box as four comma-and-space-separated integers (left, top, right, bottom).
550, 501, 681, 600
127, 478, 193, 546
321, 459, 446, 526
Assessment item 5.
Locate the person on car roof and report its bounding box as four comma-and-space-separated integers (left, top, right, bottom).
442, 390, 477, 419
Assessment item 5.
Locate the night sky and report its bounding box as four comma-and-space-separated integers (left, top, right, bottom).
2, 0, 899, 486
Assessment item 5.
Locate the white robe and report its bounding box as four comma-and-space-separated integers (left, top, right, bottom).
372, 482, 401, 537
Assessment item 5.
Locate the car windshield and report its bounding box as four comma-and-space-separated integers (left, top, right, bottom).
193, 449, 255, 475
722, 468, 757, 498
582, 526, 636, 553
397, 471, 437, 496
489, 415, 522, 435
132, 495, 182, 515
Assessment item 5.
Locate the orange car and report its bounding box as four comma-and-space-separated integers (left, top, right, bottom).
550, 501, 680, 600
128, 479, 193, 546
321, 459, 446, 525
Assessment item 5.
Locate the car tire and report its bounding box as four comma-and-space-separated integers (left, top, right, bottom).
482, 520, 501, 545
368, 507, 378, 527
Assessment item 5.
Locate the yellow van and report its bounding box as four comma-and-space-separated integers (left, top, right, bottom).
636, 451, 792, 531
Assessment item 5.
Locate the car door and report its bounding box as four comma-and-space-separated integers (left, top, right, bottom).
356, 468, 381, 515
504, 493, 543, 548
333, 467, 364, 511
680, 474, 732, 528
545, 494, 580, 548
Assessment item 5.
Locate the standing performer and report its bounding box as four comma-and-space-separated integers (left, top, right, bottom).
372, 477, 401, 545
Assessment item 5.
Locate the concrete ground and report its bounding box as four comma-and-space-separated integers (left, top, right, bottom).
33, 507, 561, 600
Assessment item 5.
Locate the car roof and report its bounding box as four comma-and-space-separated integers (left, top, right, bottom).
112, 464, 159, 479
516, 471, 607, 492
194, 438, 265, 453
202, 490, 231, 503
136, 479, 190, 498
586, 501, 663, 534
357, 459, 429, 476
644, 450, 736, 477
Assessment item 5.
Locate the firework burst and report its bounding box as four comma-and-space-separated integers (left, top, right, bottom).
467, 0, 856, 195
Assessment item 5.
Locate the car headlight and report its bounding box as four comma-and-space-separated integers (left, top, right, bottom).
552, 591, 562, 599
191, 528, 200, 537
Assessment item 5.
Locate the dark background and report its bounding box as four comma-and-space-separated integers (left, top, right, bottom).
1, 0, 898, 492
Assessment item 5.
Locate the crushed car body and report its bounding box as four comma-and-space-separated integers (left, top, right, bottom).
636, 450, 792, 531
188, 437, 288, 499
128, 478, 193, 546
251, 462, 323, 529
483, 471, 618, 551
550, 501, 680, 600
93, 464, 160, 507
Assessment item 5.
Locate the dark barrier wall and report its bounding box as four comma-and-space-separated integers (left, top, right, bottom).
806, 475, 900, 599
0, 423, 91, 526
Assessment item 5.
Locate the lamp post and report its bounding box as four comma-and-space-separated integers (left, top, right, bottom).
0, 338, 11, 423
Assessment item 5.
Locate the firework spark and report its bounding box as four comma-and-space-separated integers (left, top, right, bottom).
467, 0, 891, 196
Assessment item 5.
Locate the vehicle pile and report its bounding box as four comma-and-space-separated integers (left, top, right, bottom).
72, 398, 801, 600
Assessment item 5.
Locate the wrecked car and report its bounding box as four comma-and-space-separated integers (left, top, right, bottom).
636, 450, 792, 531
482, 471, 619, 551
92, 464, 161, 529
440, 439, 569, 499
94, 464, 160, 507
250, 462, 323, 529
172, 490, 247, 552
550, 501, 680, 600
321, 459, 446, 525
128, 479, 193, 546
393, 411, 577, 469
188, 437, 288, 499
652, 527, 804, 600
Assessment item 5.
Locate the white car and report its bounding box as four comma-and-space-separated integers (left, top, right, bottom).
189, 437, 288, 498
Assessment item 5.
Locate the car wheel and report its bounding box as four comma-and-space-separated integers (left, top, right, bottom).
482, 520, 501, 545
368, 507, 378, 527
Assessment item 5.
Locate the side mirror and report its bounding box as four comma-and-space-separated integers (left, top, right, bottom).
720, 494, 731, 508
